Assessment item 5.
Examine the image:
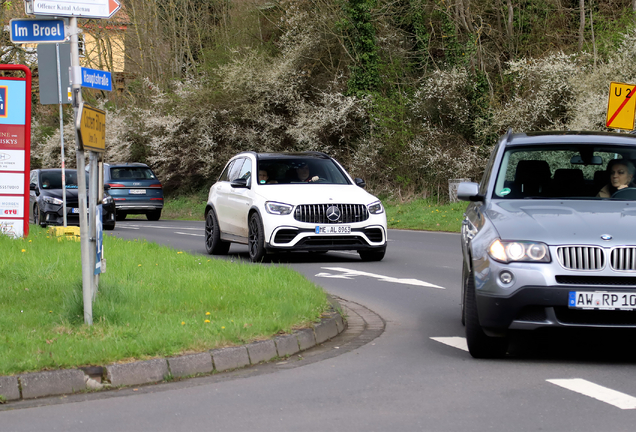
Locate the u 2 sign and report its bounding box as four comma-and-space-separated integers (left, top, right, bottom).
606, 82, 636, 131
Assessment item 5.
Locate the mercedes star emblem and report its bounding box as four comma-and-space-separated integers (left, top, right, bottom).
326, 205, 341, 222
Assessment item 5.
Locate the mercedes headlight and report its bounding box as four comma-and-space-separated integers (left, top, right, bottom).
488, 240, 550, 263
43, 196, 63, 205
265, 201, 293, 215
368, 200, 384, 214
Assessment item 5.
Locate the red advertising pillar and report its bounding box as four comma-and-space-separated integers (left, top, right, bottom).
0, 65, 32, 238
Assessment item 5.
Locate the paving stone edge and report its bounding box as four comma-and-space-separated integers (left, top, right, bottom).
0, 301, 346, 402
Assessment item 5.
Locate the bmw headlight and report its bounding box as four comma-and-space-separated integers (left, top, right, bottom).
488, 239, 550, 263
265, 201, 293, 215
368, 200, 384, 214
43, 196, 63, 205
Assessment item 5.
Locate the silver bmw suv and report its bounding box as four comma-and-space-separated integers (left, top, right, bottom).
459, 130, 636, 358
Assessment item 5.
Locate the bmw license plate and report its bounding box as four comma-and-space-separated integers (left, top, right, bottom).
129, 189, 146, 195
569, 291, 636, 310
70, 207, 88, 214
315, 225, 351, 234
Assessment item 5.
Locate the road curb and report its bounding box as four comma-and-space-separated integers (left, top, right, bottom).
0, 303, 346, 403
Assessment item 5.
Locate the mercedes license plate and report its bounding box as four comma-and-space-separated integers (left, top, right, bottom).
315, 225, 351, 234
129, 189, 146, 195
569, 291, 636, 310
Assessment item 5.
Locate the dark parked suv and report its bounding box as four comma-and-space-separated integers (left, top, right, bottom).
100, 163, 164, 221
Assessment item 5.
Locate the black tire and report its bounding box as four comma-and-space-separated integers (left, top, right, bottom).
464, 269, 508, 359
359, 247, 386, 262
205, 209, 230, 255
33, 205, 46, 227
116, 212, 127, 221
104, 223, 115, 231
146, 209, 162, 221
248, 212, 266, 262
461, 261, 468, 326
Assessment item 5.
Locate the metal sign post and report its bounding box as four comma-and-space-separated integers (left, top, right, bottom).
26, 1, 118, 325
68, 16, 93, 325
56, 43, 68, 227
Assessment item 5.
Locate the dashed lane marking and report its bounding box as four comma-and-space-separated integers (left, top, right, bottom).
175, 232, 205, 237
430, 337, 468, 351
118, 226, 140, 230
547, 379, 636, 410
316, 267, 444, 289
121, 224, 201, 231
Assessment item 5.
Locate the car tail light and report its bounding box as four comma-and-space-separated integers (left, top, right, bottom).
150, 198, 163, 201
107, 183, 126, 188
149, 183, 162, 188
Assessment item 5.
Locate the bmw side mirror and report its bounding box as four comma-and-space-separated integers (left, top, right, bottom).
457, 182, 484, 202
230, 178, 250, 189
355, 178, 366, 188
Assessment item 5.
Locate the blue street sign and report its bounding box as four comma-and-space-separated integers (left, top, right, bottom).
10, 19, 66, 43
81, 68, 112, 92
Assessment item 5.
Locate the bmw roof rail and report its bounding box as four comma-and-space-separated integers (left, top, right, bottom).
505, 128, 514, 143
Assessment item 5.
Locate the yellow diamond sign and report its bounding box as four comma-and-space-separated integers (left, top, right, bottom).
79, 104, 106, 152
606, 82, 636, 131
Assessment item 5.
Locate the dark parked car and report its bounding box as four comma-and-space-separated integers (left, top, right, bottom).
459, 130, 636, 358
29, 169, 116, 230
98, 162, 163, 221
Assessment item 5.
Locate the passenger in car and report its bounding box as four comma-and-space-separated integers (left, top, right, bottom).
258, 169, 277, 184
597, 159, 636, 197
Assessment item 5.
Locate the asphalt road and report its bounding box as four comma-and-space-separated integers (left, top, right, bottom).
3, 219, 636, 431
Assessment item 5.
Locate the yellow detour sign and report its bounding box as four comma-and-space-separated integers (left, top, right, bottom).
79, 104, 106, 152
606, 82, 636, 130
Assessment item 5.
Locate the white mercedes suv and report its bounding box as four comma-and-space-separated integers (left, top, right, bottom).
205, 152, 387, 262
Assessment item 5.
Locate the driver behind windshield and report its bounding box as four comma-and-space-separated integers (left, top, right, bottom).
597, 159, 636, 197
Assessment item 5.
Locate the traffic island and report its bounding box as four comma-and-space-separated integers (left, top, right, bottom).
0, 306, 347, 402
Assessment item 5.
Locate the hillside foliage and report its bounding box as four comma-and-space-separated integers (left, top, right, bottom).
9, 0, 636, 199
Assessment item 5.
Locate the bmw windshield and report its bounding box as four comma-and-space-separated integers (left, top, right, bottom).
493, 145, 636, 200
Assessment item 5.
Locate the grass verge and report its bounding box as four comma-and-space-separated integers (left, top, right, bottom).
0, 227, 329, 376
162, 191, 467, 233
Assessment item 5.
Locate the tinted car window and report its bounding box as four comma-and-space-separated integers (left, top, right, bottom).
237, 159, 252, 182
228, 158, 245, 182
218, 160, 235, 182
110, 167, 156, 180
39, 171, 89, 189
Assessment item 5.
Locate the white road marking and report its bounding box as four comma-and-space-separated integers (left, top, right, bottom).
317, 267, 444, 289
430, 337, 468, 352
118, 226, 140, 230
175, 232, 205, 237
123, 224, 201, 231
314, 273, 353, 279
547, 379, 636, 410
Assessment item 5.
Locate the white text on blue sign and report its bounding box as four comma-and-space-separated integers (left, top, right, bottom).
10, 19, 65, 43
81, 68, 112, 92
